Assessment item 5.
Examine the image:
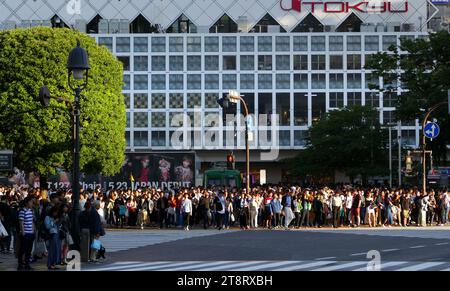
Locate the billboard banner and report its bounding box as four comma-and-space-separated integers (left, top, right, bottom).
0, 150, 13, 171
44, 152, 195, 190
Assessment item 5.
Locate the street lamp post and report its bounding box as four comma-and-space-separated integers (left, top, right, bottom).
218, 91, 251, 192
67, 41, 90, 250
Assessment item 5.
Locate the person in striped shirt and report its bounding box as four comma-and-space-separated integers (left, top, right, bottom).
17, 196, 35, 270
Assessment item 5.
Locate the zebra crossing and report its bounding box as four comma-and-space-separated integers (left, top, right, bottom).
100, 229, 239, 253
86, 260, 450, 271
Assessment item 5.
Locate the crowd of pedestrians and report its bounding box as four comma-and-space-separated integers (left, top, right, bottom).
1, 184, 449, 269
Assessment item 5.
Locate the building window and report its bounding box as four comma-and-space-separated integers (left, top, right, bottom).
240, 55, 254, 71
383, 91, 398, 107
116, 37, 130, 53
151, 56, 165, 71
292, 13, 324, 32
151, 74, 166, 90
347, 36, 361, 51
347, 92, 362, 106
347, 73, 362, 89
258, 93, 272, 116
311, 74, 326, 89
134, 75, 148, 90
365, 73, 379, 89
276, 74, 290, 89
124, 93, 130, 109
205, 93, 219, 108
205, 36, 219, 52
134, 93, 148, 109
134, 37, 148, 52
312, 93, 326, 123
293, 74, 308, 89
347, 54, 361, 70
258, 55, 272, 70
276, 36, 290, 51
329, 92, 344, 108
329, 36, 343, 51
240, 36, 254, 52
169, 74, 184, 90
152, 37, 166, 52
365, 92, 380, 107
151, 131, 166, 147
240, 74, 255, 90
134, 56, 148, 71
118, 56, 130, 71
383, 35, 397, 50
258, 74, 273, 89
169, 56, 184, 71
210, 14, 238, 33
205, 55, 219, 71
130, 14, 156, 33
151, 93, 166, 109
169, 37, 183, 52
222, 74, 237, 90
187, 93, 201, 108
294, 93, 308, 126
223, 56, 237, 70
167, 14, 197, 33
251, 13, 286, 33
276, 55, 290, 71
152, 112, 166, 127
134, 112, 148, 128
125, 131, 130, 147
276, 93, 291, 126
293, 55, 308, 70
123, 75, 130, 90
187, 36, 201, 52
329, 73, 344, 89
365, 36, 379, 51
205, 74, 219, 90
330, 55, 343, 69
169, 93, 184, 109
383, 111, 396, 125
134, 131, 148, 147
293, 36, 308, 51
187, 74, 201, 90
258, 36, 272, 52
294, 131, 308, 147
279, 131, 291, 147
311, 55, 325, 70
98, 37, 113, 51
223, 36, 237, 52
311, 36, 326, 51
187, 56, 201, 71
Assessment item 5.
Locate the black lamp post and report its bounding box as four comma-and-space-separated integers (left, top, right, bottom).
67, 41, 90, 250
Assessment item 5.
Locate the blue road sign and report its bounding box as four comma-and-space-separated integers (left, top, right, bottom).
424, 122, 440, 139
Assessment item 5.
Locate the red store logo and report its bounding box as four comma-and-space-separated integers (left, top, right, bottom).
280, 0, 409, 13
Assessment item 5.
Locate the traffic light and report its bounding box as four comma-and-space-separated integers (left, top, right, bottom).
405, 151, 413, 173
227, 153, 235, 170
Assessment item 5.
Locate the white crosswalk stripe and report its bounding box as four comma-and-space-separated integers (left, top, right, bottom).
86, 260, 450, 271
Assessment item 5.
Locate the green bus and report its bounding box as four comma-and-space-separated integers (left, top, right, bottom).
203, 168, 243, 188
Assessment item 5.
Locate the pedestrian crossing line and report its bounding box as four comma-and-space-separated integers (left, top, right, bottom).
381, 248, 399, 252
353, 261, 408, 271
86, 260, 450, 271
314, 257, 336, 260
395, 262, 446, 271
350, 252, 367, 256
276, 261, 336, 271
230, 261, 302, 271
313, 261, 368, 271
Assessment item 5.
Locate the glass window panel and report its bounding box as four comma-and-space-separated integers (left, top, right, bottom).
169, 37, 183, 52
311, 36, 325, 51
151, 131, 166, 146
125, 131, 130, 147
258, 36, 272, 52
276, 93, 290, 126
258, 55, 272, 70
311, 55, 325, 70
205, 74, 219, 90
187, 74, 201, 90
151, 93, 166, 109
124, 93, 130, 109
293, 55, 308, 70
276, 36, 290, 52
240, 74, 255, 90
187, 93, 201, 108
365, 36, 379, 51
311, 74, 326, 89
312, 93, 326, 123
152, 56, 165, 71
205, 93, 219, 109
123, 74, 130, 90
293, 36, 308, 51
134, 56, 148, 71
347, 54, 362, 70
169, 93, 184, 109
151, 37, 166, 52
347, 73, 362, 89
329, 92, 344, 108
169, 74, 184, 90
223, 55, 236, 70
240, 55, 254, 71
293, 74, 308, 89
347, 36, 361, 51
134, 37, 148, 52
134, 75, 148, 90
222, 74, 237, 90
223, 36, 237, 52
152, 112, 166, 127
134, 93, 148, 109
330, 55, 343, 70
240, 36, 254, 52
151, 74, 166, 90
205, 55, 219, 71
365, 92, 380, 107
98, 37, 113, 51
118, 56, 130, 71
134, 112, 148, 128
329, 36, 343, 51
382, 35, 397, 50
169, 56, 184, 71
116, 37, 130, 52
276, 55, 290, 70
294, 131, 308, 147
276, 74, 290, 89
347, 92, 362, 106
294, 93, 308, 126
258, 74, 272, 89
187, 36, 201, 52
205, 36, 219, 52
187, 56, 201, 71
134, 131, 148, 147
329, 73, 344, 89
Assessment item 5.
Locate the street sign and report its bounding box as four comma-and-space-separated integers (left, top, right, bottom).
0, 150, 13, 171
424, 122, 440, 139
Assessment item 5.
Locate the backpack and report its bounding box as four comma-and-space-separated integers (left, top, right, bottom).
214, 197, 223, 212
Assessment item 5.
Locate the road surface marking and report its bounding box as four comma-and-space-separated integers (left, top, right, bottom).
395, 262, 445, 271
313, 261, 367, 271
195, 261, 271, 271
131, 261, 200, 271
276, 261, 336, 271
314, 257, 336, 260
231, 261, 302, 271
89, 261, 175, 271
350, 252, 367, 256
381, 248, 399, 252
353, 261, 408, 271
409, 245, 425, 249
435, 242, 449, 246
164, 261, 233, 271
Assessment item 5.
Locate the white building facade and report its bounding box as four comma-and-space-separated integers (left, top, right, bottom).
1, 0, 447, 185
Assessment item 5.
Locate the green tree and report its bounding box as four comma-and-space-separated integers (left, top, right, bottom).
0, 27, 126, 176
365, 30, 450, 164
289, 106, 388, 184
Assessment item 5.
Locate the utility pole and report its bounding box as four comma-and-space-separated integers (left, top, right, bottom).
389, 126, 392, 188
397, 121, 402, 187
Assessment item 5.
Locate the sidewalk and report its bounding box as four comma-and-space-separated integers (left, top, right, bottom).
0, 251, 49, 271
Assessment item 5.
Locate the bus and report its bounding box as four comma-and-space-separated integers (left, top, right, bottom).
203, 168, 243, 189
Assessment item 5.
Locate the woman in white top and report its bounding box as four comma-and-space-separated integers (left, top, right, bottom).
182, 194, 193, 231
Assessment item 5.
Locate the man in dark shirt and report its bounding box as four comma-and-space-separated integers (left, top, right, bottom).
400, 193, 411, 226
156, 194, 168, 229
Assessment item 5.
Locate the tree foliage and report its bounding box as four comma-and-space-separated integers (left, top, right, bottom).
289, 106, 388, 183
0, 27, 126, 176
365, 30, 450, 163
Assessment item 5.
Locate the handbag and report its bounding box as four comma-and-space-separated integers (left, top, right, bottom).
0, 220, 8, 237
230, 214, 235, 222
66, 233, 74, 245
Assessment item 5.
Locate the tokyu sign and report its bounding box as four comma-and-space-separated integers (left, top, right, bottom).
280, 0, 409, 13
